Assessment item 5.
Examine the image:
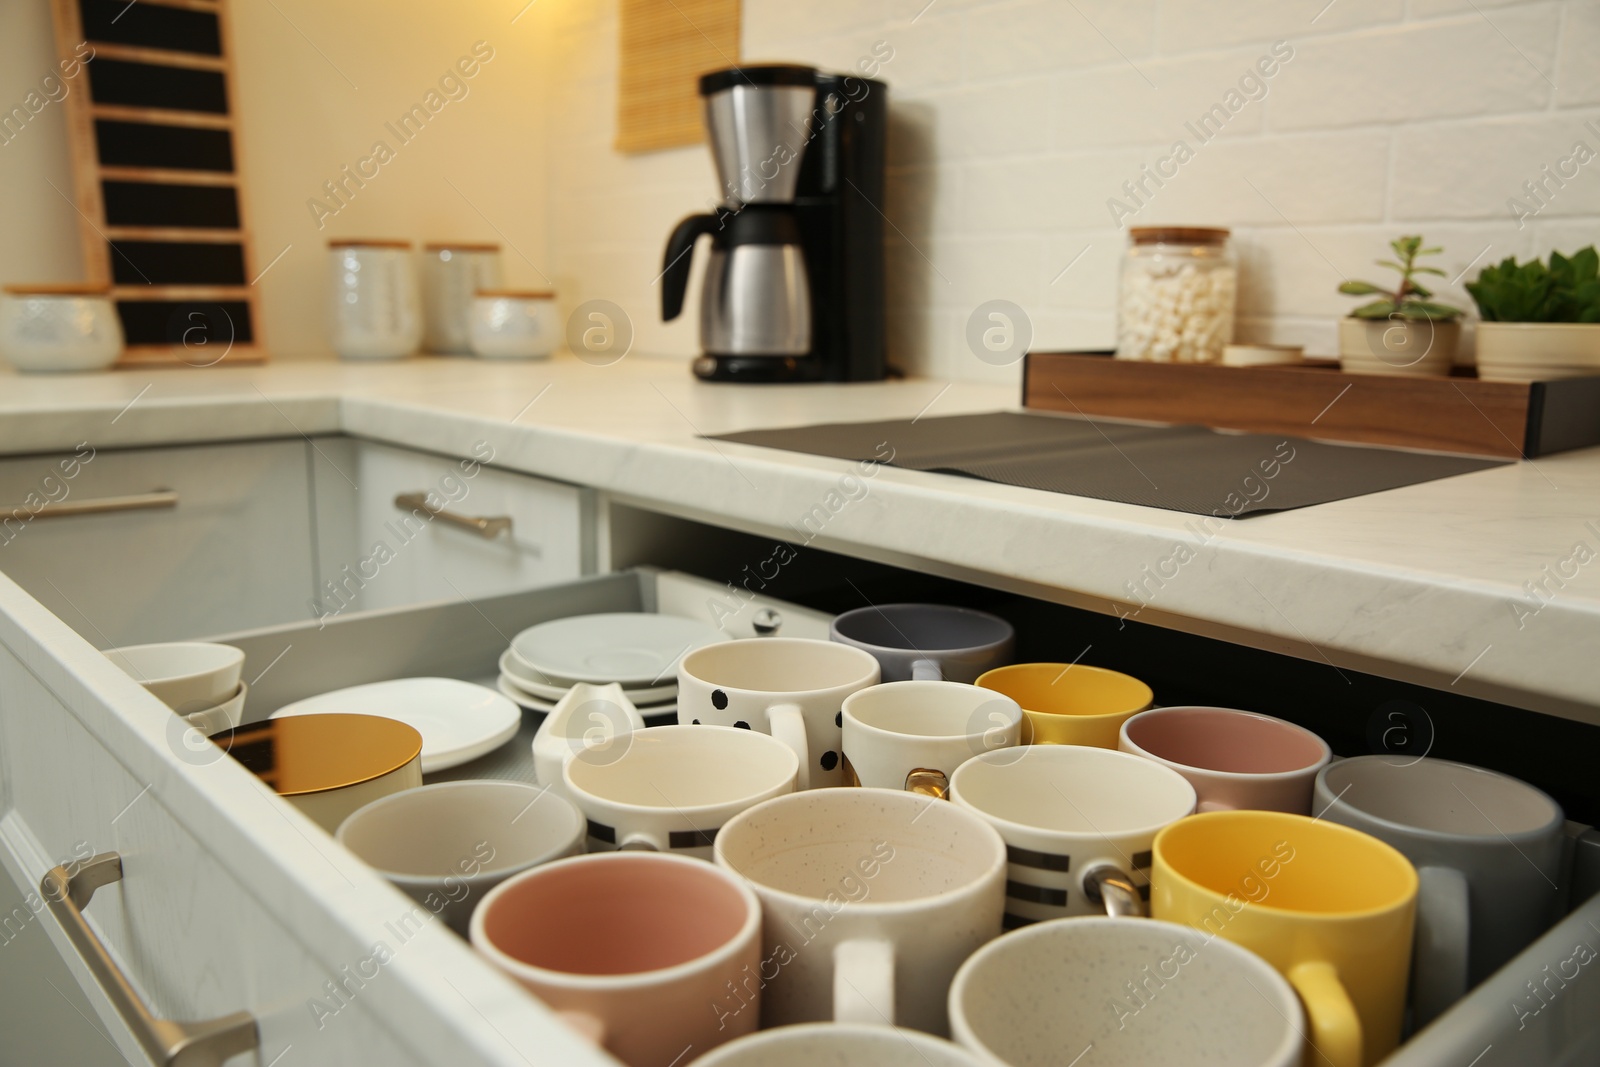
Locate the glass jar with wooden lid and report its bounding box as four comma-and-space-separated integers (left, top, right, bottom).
1116, 227, 1237, 364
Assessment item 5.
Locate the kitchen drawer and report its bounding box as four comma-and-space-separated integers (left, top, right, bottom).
338, 441, 590, 616
3, 557, 1595, 1067
0, 439, 316, 646
0, 569, 679, 1066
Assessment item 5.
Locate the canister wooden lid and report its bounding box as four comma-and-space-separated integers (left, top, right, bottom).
327, 239, 413, 249
3, 282, 112, 295
217, 713, 422, 796
424, 241, 501, 252
1129, 226, 1230, 245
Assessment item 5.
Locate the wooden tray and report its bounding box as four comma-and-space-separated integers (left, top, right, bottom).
1022, 352, 1600, 459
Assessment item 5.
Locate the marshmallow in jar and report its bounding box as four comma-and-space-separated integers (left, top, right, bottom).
328, 239, 421, 360
421, 242, 502, 354
1116, 227, 1236, 364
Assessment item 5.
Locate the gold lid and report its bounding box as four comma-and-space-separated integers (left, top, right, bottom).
475, 288, 556, 299
4, 282, 112, 296
218, 713, 422, 796
328, 238, 413, 249
1129, 226, 1230, 245
425, 241, 500, 252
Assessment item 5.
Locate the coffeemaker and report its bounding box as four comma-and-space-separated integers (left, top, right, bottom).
660, 64, 887, 383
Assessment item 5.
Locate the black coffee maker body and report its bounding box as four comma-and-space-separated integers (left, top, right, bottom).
660, 65, 887, 383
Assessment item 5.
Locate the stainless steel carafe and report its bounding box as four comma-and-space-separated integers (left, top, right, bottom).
661, 66, 818, 368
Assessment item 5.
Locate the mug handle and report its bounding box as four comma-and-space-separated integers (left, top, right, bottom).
1082, 864, 1145, 918
1411, 865, 1470, 1026
616, 833, 664, 852
904, 768, 948, 799
767, 702, 810, 790
1287, 960, 1363, 1067
910, 659, 943, 681
834, 938, 894, 1026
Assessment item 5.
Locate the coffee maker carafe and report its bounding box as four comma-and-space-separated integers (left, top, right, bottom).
661, 64, 887, 383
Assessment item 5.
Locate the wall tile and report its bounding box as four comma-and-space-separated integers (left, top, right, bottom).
1268, 12, 1559, 130
1390, 112, 1600, 221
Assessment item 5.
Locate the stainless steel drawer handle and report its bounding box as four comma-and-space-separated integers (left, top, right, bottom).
394, 491, 512, 539
10, 489, 177, 519
43, 852, 259, 1067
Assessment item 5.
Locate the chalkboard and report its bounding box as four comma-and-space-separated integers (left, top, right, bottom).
51, 0, 262, 364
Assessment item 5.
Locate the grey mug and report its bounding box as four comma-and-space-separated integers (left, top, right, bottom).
1314, 754, 1565, 1027
829, 604, 1014, 683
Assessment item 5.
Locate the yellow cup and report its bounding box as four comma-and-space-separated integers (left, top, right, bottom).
975, 663, 1152, 748
1151, 810, 1418, 1067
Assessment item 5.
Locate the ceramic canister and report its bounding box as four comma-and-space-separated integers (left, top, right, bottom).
0, 283, 124, 372
328, 239, 421, 360
421, 242, 501, 353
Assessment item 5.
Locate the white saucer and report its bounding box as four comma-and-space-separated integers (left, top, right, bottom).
508, 613, 724, 686
272, 678, 521, 774
498, 649, 677, 705
498, 674, 677, 719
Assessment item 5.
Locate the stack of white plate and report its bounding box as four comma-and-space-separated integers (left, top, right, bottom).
496, 612, 727, 720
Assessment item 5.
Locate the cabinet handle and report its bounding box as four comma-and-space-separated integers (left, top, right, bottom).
10, 489, 177, 519
394, 492, 512, 539
42, 853, 259, 1067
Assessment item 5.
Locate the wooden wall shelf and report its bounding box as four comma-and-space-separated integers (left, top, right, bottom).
51, 0, 263, 366
1022, 352, 1600, 459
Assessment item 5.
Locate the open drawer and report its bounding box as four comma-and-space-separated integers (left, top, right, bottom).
0, 568, 827, 1067
2, 561, 1596, 1066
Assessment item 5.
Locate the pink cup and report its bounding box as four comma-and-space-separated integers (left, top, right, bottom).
470, 852, 762, 1067
1118, 706, 1331, 814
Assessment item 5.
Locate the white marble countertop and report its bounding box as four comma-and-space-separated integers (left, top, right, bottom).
1, 355, 1596, 723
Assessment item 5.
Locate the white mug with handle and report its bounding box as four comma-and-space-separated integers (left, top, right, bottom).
678, 638, 880, 789
714, 788, 1006, 1036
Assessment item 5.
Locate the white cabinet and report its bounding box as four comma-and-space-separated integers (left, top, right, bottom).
0, 440, 316, 647
334, 441, 589, 617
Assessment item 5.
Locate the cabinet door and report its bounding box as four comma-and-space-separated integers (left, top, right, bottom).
338, 441, 588, 616
0, 440, 316, 646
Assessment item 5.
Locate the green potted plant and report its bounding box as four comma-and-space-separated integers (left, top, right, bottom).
1336, 236, 1463, 377
1466, 247, 1600, 381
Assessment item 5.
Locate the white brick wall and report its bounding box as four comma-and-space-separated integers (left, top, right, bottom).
537, 0, 1600, 381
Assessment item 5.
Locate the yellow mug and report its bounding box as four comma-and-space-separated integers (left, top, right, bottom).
1151, 810, 1418, 1067
975, 663, 1152, 748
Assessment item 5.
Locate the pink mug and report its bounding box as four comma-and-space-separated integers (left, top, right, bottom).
1119, 706, 1331, 814
470, 852, 762, 1067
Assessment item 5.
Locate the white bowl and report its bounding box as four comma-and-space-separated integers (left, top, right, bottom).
184, 681, 248, 736
0, 291, 124, 373
103, 642, 245, 710
469, 291, 557, 360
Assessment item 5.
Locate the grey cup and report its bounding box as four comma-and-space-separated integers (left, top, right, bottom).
830, 604, 1014, 683
1314, 755, 1565, 1027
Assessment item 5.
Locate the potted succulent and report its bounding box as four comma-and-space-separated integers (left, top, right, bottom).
1466, 247, 1600, 381
1336, 236, 1463, 377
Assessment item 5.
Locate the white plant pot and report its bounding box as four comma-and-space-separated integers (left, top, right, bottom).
1475, 321, 1600, 382
1338, 318, 1459, 378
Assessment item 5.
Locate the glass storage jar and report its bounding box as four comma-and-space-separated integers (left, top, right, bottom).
1116, 227, 1237, 364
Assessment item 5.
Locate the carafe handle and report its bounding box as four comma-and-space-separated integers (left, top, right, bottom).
661, 213, 720, 321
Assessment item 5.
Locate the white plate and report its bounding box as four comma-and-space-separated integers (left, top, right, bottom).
508, 613, 725, 686
272, 678, 521, 774
497, 675, 677, 719
497, 649, 677, 704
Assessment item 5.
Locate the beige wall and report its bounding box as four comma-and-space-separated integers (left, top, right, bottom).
6, 0, 1600, 379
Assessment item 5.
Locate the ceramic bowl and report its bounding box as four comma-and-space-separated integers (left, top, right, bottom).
0, 286, 124, 373
185, 680, 249, 736
469, 290, 557, 360
1475, 321, 1600, 381
103, 642, 245, 710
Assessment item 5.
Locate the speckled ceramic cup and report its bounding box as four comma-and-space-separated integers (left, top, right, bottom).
949, 917, 1305, 1067
714, 788, 1007, 1036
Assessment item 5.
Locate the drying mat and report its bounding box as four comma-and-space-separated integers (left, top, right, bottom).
710, 412, 1506, 517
